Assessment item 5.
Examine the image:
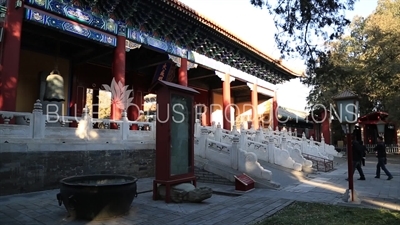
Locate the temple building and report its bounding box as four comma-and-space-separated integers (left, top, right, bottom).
358, 111, 397, 145
0, 0, 303, 131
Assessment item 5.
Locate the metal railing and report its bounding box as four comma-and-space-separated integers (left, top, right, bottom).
365, 144, 400, 154
335, 144, 399, 154
0, 5, 6, 19
302, 153, 334, 172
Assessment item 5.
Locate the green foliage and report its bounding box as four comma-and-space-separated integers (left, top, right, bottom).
301, 0, 400, 125
259, 201, 400, 225
250, 0, 356, 61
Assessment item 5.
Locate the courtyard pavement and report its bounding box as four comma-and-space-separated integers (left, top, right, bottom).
0, 155, 399, 225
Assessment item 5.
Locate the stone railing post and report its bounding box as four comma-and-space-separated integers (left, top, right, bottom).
211, 121, 216, 131
265, 126, 272, 137
194, 119, 201, 136
301, 132, 307, 153
288, 128, 292, 137
250, 123, 255, 132
121, 110, 129, 140
240, 126, 247, 150
268, 135, 275, 164
231, 135, 239, 170
214, 122, 222, 142
255, 128, 263, 142
281, 132, 287, 150
77, 106, 92, 140
240, 122, 245, 131
199, 127, 209, 158
275, 126, 281, 144
320, 133, 326, 151
231, 124, 239, 135
32, 99, 45, 139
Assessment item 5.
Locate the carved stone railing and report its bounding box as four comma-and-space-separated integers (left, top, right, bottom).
195, 120, 341, 160
0, 100, 155, 143
194, 127, 272, 180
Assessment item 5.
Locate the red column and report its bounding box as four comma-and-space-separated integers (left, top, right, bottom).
128, 88, 141, 130
347, 132, 354, 201
178, 58, 188, 86
272, 91, 279, 130
251, 83, 258, 130
111, 35, 126, 122
362, 124, 367, 144
208, 88, 213, 126
222, 73, 231, 130
0, 0, 24, 111
321, 110, 331, 144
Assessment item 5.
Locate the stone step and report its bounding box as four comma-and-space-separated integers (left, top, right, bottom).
194, 156, 280, 190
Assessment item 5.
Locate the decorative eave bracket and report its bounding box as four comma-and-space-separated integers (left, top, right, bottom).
215, 71, 235, 83
247, 82, 274, 97
168, 55, 198, 70
126, 40, 141, 52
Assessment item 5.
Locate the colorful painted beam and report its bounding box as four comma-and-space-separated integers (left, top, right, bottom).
25, 7, 117, 47
126, 28, 188, 59
27, 0, 118, 35
27, 0, 190, 58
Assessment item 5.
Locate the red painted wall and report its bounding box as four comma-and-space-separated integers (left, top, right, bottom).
192, 88, 210, 126
69, 63, 146, 117
69, 63, 113, 117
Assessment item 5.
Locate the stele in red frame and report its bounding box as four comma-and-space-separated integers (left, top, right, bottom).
150, 80, 199, 203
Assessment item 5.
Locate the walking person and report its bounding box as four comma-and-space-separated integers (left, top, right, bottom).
359, 140, 367, 166
374, 136, 393, 180
346, 137, 366, 181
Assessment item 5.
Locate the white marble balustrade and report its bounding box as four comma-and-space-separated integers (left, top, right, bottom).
194, 119, 342, 173
194, 127, 272, 180
0, 100, 155, 144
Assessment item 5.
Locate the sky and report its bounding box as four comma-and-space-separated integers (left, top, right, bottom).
178, 0, 378, 112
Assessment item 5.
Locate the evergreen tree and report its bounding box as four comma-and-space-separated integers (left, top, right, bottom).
300, 0, 400, 125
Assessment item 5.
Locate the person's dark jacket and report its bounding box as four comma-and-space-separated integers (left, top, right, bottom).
374, 143, 386, 158
359, 142, 367, 166
352, 140, 363, 161
360, 144, 367, 157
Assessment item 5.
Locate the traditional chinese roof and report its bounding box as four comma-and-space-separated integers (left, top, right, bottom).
332, 90, 359, 100
278, 106, 311, 124
164, 0, 301, 77
64, 0, 301, 84
358, 111, 389, 123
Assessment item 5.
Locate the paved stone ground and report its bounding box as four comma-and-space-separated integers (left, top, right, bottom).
1, 155, 399, 225
0, 188, 293, 225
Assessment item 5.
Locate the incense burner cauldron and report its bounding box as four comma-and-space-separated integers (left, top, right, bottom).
56, 174, 138, 220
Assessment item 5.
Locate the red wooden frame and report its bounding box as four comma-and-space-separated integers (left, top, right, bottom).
151, 80, 199, 203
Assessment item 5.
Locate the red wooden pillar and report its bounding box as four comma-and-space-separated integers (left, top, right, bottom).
111, 28, 126, 122
178, 58, 188, 86
127, 87, 141, 130
251, 83, 258, 130
207, 88, 213, 126
361, 124, 367, 144
222, 73, 231, 130
272, 91, 279, 130
0, 0, 24, 111
320, 110, 331, 144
